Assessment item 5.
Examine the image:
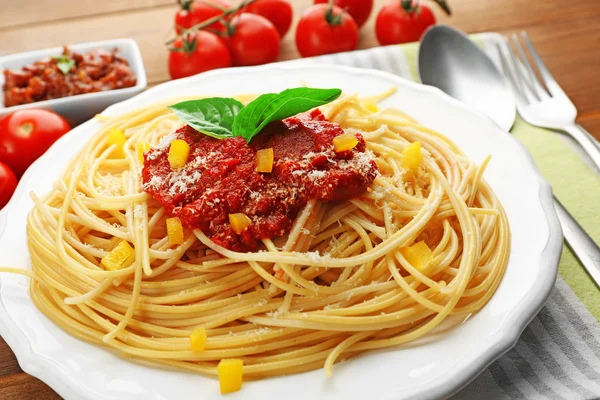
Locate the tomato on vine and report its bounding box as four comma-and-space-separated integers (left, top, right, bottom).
244, 0, 294, 38
175, 0, 231, 33
168, 31, 232, 79
296, 4, 358, 58
313, 0, 373, 29
376, 0, 451, 45
224, 13, 281, 66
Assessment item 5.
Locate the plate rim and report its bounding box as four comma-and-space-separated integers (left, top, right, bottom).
0, 62, 562, 400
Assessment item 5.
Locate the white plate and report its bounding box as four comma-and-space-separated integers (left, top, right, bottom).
0, 38, 147, 125
0, 64, 562, 400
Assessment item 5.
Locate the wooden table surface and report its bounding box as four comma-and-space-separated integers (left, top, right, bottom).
1, 0, 599, 398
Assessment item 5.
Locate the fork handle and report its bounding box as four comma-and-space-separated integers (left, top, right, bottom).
562, 123, 600, 171
554, 198, 600, 288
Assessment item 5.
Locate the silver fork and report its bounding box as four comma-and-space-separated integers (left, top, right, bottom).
497, 31, 600, 170
497, 32, 600, 288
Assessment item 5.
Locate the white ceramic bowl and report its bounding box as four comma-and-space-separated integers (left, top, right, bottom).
0, 38, 147, 124
0, 64, 562, 400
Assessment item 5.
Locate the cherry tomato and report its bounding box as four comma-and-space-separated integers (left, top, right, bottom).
313, 0, 373, 28
168, 31, 232, 79
295, 4, 358, 58
244, 0, 293, 38
0, 109, 71, 178
175, 0, 231, 33
376, 1, 436, 45
224, 14, 280, 66
0, 162, 17, 210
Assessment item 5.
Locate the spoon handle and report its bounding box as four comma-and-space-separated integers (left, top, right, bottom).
554, 198, 600, 288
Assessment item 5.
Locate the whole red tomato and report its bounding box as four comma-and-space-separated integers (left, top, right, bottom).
376, 1, 436, 45
0, 162, 17, 210
313, 0, 373, 28
168, 31, 232, 79
224, 14, 280, 66
295, 4, 358, 58
175, 0, 231, 33
244, 0, 293, 38
0, 109, 70, 178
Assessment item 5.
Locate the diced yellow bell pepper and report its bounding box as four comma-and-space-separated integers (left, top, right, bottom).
107, 128, 127, 158
333, 133, 359, 153
189, 328, 207, 351
256, 148, 274, 173
101, 240, 134, 271
168, 139, 190, 169
229, 213, 252, 235
137, 141, 151, 164
363, 101, 379, 113
166, 217, 184, 246
401, 141, 421, 170
400, 240, 433, 271
218, 359, 243, 394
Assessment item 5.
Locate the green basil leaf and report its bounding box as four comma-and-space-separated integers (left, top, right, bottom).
232, 87, 342, 142
54, 55, 75, 75
168, 97, 244, 139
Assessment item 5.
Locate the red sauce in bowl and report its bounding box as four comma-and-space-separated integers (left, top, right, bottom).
142, 109, 378, 252
3, 47, 136, 107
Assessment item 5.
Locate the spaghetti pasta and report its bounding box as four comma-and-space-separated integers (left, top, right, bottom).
7, 90, 510, 387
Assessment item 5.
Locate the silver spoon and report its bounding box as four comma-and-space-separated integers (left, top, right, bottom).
418, 25, 600, 288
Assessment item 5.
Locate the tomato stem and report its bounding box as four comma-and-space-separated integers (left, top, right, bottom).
166, 0, 259, 46
178, 0, 193, 12
401, 0, 451, 15
400, 0, 419, 14
432, 0, 451, 15
324, 1, 345, 26
168, 32, 198, 54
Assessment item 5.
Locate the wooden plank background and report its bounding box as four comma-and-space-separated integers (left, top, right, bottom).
1, 0, 599, 398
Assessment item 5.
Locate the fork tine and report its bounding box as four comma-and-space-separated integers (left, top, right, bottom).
512, 33, 548, 99
496, 41, 529, 105
506, 38, 541, 103
507, 35, 540, 102
520, 31, 563, 96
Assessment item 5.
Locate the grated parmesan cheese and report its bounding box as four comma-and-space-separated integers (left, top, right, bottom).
307, 170, 326, 182
147, 133, 176, 160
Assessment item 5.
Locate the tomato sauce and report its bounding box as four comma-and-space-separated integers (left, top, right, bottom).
3, 47, 136, 107
142, 109, 378, 252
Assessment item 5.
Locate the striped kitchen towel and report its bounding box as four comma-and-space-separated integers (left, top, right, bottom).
288, 33, 600, 399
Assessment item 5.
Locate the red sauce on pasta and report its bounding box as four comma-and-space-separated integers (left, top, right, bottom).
142, 109, 377, 252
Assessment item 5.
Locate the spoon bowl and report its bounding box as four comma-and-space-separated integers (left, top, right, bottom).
419, 25, 516, 132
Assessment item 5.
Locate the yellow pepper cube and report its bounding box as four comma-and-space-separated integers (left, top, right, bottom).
229, 213, 252, 235
101, 240, 134, 271
107, 128, 127, 159
168, 139, 190, 169
401, 141, 422, 170
189, 328, 207, 351
166, 217, 184, 246
218, 359, 243, 394
137, 141, 151, 164
400, 240, 433, 271
333, 133, 359, 153
363, 101, 379, 113
256, 148, 274, 173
